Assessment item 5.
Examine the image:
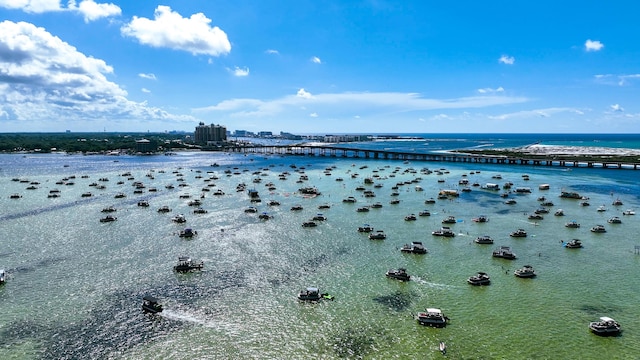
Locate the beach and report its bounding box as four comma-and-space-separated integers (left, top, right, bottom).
0, 146, 639, 359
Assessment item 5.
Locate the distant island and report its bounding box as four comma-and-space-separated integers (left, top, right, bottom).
453, 144, 640, 165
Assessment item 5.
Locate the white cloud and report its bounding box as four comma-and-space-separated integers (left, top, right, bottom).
121, 5, 231, 56
488, 107, 585, 121
498, 55, 515, 65
265, 49, 279, 55
72, 0, 121, 22
229, 66, 249, 77
296, 88, 312, 99
194, 89, 529, 120
0, 0, 120, 21
138, 73, 156, 80
594, 73, 640, 86
585, 39, 604, 52
310, 56, 322, 64
309, 112, 318, 118
610, 104, 624, 112
0, 0, 62, 13
0, 20, 195, 126
477, 87, 504, 94
141, 88, 150, 93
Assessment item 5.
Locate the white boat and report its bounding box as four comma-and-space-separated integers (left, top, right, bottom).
474, 235, 494, 244
514, 265, 536, 278
432, 226, 455, 237
493, 246, 517, 260
589, 317, 621, 336
298, 287, 322, 301
172, 214, 187, 223
400, 241, 428, 254
0, 269, 5, 284
416, 308, 448, 327
467, 272, 490, 286
622, 209, 635, 215
173, 256, 204, 272
369, 230, 387, 240
386, 268, 411, 281
590, 225, 606, 233
564, 239, 582, 249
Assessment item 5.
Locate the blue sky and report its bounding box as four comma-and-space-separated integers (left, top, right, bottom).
0, 1, 638, 134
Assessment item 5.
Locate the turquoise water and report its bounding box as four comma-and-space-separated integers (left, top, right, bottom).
0, 148, 639, 359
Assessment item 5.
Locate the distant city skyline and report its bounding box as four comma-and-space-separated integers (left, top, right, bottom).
1, 1, 639, 133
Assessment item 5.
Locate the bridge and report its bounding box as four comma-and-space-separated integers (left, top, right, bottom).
222, 144, 640, 170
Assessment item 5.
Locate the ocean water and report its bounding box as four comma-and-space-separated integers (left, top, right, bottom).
1, 135, 639, 359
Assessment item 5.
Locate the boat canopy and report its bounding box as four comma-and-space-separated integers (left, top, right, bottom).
426, 308, 442, 314
306, 287, 319, 293
600, 317, 615, 322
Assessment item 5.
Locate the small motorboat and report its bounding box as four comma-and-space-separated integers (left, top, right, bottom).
101, 206, 117, 213
386, 268, 411, 281
302, 221, 317, 227
554, 209, 564, 216
99, 215, 117, 223
172, 214, 187, 223
590, 224, 607, 233
510, 229, 527, 237
298, 287, 322, 301
369, 230, 386, 240
472, 215, 488, 223
312, 213, 327, 221
432, 226, 455, 237
142, 295, 163, 314
467, 271, 491, 286
589, 316, 621, 336
416, 308, 448, 327
439, 341, 447, 355
564, 239, 583, 249
493, 246, 517, 260
358, 224, 374, 233
474, 235, 494, 244
137, 200, 149, 207
404, 214, 417, 221
622, 209, 635, 216
565, 221, 580, 228
0, 269, 5, 285
514, 265, 536, 278
442, 216, 456, 224
400, 241, 428, 254
173, 256, 204, 272
607, 216, 622, 224
179, 228, 197, 238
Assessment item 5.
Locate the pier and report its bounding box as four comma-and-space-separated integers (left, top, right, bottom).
223, 144, 640, 170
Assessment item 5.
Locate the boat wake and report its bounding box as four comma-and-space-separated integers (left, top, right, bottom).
161, 310, 215, 327
412, 277, 456, 289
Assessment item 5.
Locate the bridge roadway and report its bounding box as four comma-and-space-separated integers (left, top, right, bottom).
222, 144, 640, 170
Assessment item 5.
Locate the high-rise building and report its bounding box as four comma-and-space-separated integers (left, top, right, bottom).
195, 122, 227, 144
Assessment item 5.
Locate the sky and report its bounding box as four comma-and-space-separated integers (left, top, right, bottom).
0, 1, 639, 134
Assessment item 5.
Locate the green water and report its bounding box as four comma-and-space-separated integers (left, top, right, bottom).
0, 153, 638, 359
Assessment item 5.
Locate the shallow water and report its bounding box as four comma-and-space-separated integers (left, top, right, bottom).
0, 151, 639, 359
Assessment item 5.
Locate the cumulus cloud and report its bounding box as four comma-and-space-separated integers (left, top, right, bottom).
141, 88, 150, 93
296, 88, 312, 99
498, 55, 515, 65
138, 73, 156, 80
0, 0, 121, 21
310, 56, 322, 64
0, 0, 62, 13
0, 20, 195, 125
585, 39, 604, 52
309, 112, 318, 118
121, 5, 231, 56
229, 66, 249, 77
610, 104, 623, 112
265, 49, 279, 55
70, 0, 121, 22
